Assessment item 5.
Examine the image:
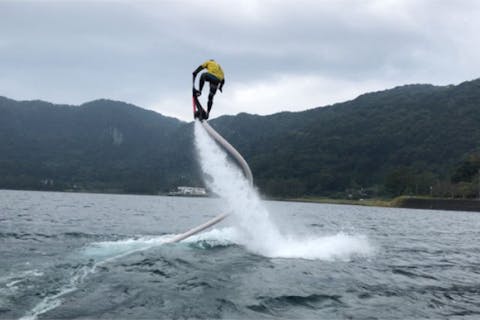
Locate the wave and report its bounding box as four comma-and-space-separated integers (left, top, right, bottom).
248, 293, 344, 313
84, 227, 370, 263
0, 269, 44, 292
80, 234, 174, 262
19, 234, 174, 320
19, 264, 94, 320
185, 227, 374, 261
0, 232, 53, 240
0, 231, 117, 241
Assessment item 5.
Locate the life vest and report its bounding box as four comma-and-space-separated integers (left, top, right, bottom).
201, 60, 224, 81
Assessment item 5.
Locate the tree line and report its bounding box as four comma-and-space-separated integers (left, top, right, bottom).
1, 78, 479, 199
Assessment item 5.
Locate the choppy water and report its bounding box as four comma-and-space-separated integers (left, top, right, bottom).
2, 122, 480, 319
1, 190, 480, 319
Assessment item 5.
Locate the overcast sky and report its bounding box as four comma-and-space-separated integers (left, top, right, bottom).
1, 0, 479, 120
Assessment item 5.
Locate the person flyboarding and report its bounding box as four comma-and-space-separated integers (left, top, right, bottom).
192, 59, 225, 120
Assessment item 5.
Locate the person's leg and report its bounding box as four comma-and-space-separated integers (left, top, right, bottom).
207, 82, 218, 112
199, 73, 207, 92
199, 73, 220, 113
200, 73, 220, 92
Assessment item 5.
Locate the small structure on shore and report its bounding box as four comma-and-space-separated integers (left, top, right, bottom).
168, 186, 207, 197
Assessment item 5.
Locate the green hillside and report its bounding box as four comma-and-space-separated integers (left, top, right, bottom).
1, 78, 479, 198
0, 98, 199, 193
209, 79, 480, 198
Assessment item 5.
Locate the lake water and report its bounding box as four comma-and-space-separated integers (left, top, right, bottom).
1, 190, 480, 319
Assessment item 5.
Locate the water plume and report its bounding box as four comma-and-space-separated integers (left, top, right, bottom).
194, 121, 373, 260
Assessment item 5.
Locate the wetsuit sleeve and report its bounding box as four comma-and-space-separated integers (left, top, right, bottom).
192, 65, 204, 77
219, 79, 225, 91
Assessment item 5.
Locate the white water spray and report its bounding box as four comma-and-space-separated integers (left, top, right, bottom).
194, 121, 283, 254
194, 121, 373, 260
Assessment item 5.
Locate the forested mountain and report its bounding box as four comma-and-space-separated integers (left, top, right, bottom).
1, 78, 479, 198
0, 98, 199, 193
212, 79, 480, 197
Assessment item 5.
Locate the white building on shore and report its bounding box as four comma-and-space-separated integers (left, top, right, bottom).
168, 186, 207, 197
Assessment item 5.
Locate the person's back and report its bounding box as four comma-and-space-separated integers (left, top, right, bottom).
201, 60, 224, 82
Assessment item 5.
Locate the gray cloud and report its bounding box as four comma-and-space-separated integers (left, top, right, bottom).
0, 0, 479, 120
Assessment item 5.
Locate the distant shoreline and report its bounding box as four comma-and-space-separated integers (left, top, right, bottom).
391, 196, 480, 212
2, 188, 479, 212
288, 196, 480, 213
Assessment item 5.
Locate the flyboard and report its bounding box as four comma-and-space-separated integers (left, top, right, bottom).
164, 79, 253, 244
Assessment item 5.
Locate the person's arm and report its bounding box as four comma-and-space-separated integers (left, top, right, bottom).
219, 79, 225, 92
192, 65, 204, 79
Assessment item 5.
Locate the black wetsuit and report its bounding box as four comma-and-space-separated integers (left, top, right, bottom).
199, 73, 220, 112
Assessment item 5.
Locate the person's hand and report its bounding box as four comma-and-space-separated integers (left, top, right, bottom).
219, 86, 223, 93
